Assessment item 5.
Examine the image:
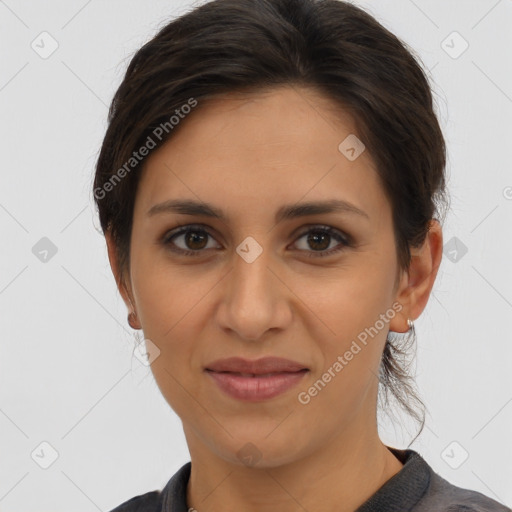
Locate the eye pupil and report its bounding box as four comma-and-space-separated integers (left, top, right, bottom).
308, 231, 330, 251
186, 230, 208, 250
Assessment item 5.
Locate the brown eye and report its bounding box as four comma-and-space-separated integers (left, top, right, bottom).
163, 225, 221, 256
182, 230, 209, 250
305, 230, 331, 251
293, 226, 351, 258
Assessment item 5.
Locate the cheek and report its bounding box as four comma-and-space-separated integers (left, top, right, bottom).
292, 262, 394, 341
299, 313, 387, 426
294, 263, 393, 399
130, 250, 216, 369
131, 245, 202, 333
133, 274, 204, 359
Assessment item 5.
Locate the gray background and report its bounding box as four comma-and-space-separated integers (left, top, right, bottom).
1, 0, 511, 510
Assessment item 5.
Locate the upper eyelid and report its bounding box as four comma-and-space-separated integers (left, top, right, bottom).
163, 223, 223, 245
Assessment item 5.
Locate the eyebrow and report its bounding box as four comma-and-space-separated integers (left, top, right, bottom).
147, 198, 370, 223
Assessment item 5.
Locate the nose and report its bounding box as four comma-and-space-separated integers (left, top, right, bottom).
215, 243, 293, 342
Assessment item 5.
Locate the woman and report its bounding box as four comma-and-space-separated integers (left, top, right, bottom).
93, 0, 509, 510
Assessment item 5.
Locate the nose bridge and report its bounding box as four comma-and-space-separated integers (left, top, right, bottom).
218, 236, 289, 340
231, 239, 275, 310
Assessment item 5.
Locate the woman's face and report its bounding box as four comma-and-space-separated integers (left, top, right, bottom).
113, 86, 418, 467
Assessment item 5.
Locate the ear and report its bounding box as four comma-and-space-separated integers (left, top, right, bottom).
105, 229, 141, 329
389, 220, 443, 333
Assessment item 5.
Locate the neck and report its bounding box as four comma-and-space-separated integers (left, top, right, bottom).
185, 423, 404, 512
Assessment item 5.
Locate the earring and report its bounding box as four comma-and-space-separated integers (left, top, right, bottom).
127, 311, 139, 329
407, 318, 414, 331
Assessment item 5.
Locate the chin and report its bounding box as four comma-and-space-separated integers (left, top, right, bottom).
209, 430, 311, 470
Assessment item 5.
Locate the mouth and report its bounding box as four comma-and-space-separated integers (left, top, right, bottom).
205, 370, 309, 401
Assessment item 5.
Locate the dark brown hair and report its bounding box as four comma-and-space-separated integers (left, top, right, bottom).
93, 0, 449, 438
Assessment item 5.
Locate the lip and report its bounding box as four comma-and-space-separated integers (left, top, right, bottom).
204, 357, 309, 402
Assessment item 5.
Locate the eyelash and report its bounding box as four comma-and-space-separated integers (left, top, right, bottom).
161, 223, 352, 258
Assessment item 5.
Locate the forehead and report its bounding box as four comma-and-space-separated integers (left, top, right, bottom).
134, 86, 390, 225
